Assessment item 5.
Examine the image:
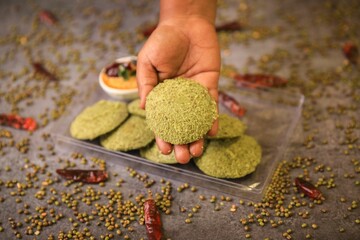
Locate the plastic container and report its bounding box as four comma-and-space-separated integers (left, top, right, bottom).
99, 56, 138, 100
53, 78, 304, 201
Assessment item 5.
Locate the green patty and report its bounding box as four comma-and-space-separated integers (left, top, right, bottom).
194, 135, 262, 178
146, 78, 217, 144
100, 115, 154, 151
127, 99, 146, 118
140, 141, 178, 164
70, 100, 128, 140
208, 114, 246, 139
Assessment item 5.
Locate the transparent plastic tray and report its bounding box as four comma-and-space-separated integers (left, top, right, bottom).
53, 82, 304, 201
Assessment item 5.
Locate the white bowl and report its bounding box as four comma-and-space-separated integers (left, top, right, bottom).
99, 55, 139, 101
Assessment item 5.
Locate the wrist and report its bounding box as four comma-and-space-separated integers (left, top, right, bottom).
160, 0, 217, 25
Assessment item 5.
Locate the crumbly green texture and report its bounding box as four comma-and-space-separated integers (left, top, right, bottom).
100, 115, 154, 151
194, 135, 262, 178
146, 78, 218, 144
208, 114, 247, 139
127, 99, 146, 118
140, 141, 178, 164
70, 100, 128, 140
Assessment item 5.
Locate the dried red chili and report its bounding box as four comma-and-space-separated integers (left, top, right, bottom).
144, 191, 162, 240
215, 21, 243, 32
32, 62, 58, 81
342, 42, 359, 65
142, 24, 157, 38
21, 117, 37, 131
218, 91, 246, 117
234, 73, 288, 89
38, 10, 57, 26
295, 177, 323, 200
56, 169, 108, 183
0, 114, 37, 131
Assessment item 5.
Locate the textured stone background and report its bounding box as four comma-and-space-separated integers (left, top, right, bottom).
0, 0, 359, 239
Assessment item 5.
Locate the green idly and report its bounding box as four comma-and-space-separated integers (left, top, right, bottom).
100, 115, 154, 151
128, 99, 146, 118
208, 114, 246, 139
140, 141, 178, 164
70, 100, 128, 140
146, 78, 217, 144
194, 135, 262, 178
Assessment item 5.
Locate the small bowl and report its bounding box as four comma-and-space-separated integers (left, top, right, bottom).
99, 55, 139, 101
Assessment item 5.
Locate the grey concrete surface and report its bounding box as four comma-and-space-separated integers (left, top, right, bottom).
0, 0, 359, 239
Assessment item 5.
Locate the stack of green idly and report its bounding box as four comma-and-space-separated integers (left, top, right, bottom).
70, 98, 176, 162
70, 99, 154, 151
192, 113, 261, 179
70, 77, 262, 179
144, 77, 261, 178
139, 111, 262, 178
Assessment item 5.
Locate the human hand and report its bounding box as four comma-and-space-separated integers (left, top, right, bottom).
136, 16, 220, 164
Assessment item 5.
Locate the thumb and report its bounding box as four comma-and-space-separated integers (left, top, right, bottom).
136, 53, 158, 109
